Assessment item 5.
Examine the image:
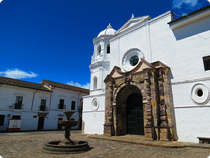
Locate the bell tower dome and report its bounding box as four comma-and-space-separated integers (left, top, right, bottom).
89, 24, 116, 95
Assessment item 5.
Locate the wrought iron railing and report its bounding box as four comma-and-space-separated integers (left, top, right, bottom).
39, 105, 47, 111
14, 103, 24, 109
58, 104, 66, 109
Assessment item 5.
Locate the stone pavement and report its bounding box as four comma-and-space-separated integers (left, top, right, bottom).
0, 132, 210, 158
87, 134, 210, 149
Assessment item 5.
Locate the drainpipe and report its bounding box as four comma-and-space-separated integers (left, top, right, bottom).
31, 90, 38, 111
49, 86, 55, 108
77, 91, 83, 110
77, 91, 83, 129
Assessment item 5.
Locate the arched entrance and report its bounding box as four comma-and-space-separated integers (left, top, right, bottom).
126, 93, 144, 135
115, 85, 144, 135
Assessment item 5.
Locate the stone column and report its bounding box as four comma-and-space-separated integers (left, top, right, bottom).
144, 68, 154, 140
158, 68, 169, 141
104, 80, 114, 136
163, 67, 174, 140
150, 69, 159, 140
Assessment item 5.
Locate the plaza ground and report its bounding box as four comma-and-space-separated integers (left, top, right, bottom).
0, 130, 210, 158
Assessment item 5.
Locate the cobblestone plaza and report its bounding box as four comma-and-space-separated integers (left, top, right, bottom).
0, 131, 210, 158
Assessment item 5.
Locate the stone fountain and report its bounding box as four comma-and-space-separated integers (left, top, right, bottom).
43, 111, 89, 154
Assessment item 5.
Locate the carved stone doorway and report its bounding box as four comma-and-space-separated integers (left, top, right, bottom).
115, 85, 144, 136
126, 93, 144, 135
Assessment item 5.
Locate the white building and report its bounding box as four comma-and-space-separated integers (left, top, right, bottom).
0, 77, 89, 131
41, 80, 89, 130
83, 5, 210, 143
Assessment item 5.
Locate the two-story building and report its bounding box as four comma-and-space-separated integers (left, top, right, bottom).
0, 77, 89, 131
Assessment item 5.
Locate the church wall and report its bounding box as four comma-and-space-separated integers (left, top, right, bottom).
110, 24, 148, 72
150, 13, 176, 68
175, 107, 210, 142
82, 94, 105, 134
170, 16, 210, 82
148, 13, 210, 142
150, 13, 210, 83
171, 80, 210, 142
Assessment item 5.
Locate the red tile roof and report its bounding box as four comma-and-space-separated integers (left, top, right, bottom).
0, 76, 52, 92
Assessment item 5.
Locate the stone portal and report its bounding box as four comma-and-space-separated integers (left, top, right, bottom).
103, 59, 176, 141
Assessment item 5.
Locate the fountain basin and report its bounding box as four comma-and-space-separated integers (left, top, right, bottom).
43, 140, 89, 154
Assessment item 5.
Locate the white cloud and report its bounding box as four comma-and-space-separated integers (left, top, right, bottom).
0, 0, 3, 3
66, 81, 90, 89
0, 68, 38, 79
173, 0, 198, 9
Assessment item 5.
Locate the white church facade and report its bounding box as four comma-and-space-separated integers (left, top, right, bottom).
83, 5, 210, 143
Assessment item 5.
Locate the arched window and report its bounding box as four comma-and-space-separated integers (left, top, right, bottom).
107, 44, 110, 54
93, 77, 97, 90
97, 45, 101, 55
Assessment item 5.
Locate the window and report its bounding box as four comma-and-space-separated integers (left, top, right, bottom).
130, 55, 139, 66
40, 99, 46, 111
92, 98, 99, 111
71, 101, 76, 110
107, 44, 110, 54
203, 56, 210, 71
59, 99, 65, 109
15, 96, 23, 109
0, 115, 5, 126
93, 77, 97, 90
98, 45, 101, 55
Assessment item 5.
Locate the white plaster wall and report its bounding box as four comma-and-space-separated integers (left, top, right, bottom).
175, 107, 210, 143
83, 111, 105, 134
151, 14, 210, 83
20, 112, 38, 130
82, 94, 105, 134
50, 88, 78, 110
171, 80, 210, 142
110, 26, 148, 72
0, 85, 36, 110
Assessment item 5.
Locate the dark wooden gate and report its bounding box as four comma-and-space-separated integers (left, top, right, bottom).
126, 93, 144, 135
37, 117, 45, 130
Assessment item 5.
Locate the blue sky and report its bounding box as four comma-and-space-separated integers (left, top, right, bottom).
0, 0, 209, 89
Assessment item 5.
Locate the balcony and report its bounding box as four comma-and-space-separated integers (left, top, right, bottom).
58, 104, 66, 109
14, 103, 24, 109
39, 105, 47, 111
58, 104, 66, 110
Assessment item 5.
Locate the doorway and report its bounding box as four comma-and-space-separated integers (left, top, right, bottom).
115, 85, 144, 136
37, 117, 45, 130
126, 93, 144, 135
